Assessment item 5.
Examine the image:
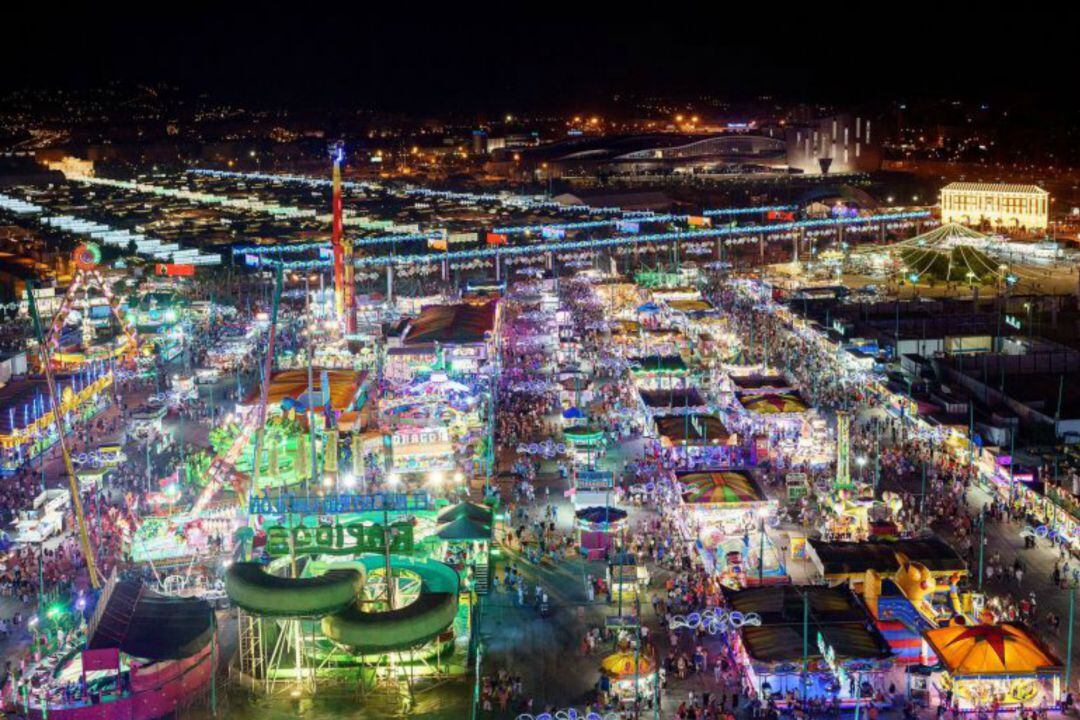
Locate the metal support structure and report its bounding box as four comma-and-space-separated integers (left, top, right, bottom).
834, 411, 852, 490
27, 282, 101, 588
249, 265, 284, 502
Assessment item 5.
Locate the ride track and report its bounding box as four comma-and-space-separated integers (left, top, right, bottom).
225, 555, 460, 655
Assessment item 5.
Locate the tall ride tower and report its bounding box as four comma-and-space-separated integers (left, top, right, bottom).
834, 410, 852, 490
330, 143, 356, 334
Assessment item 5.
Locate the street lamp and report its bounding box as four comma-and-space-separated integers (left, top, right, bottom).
856, 456, 867, 482
757, 506, 770, 584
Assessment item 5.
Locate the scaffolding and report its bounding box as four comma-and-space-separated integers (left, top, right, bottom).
232, 605, 457, 715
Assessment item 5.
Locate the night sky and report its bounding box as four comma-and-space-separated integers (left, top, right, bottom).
3, 8, 1072, 112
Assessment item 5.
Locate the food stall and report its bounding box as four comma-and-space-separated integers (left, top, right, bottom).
600, 651, 657, 704
11, 489, 70, 544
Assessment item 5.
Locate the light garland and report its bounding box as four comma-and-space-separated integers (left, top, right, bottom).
669, 608, 762, 633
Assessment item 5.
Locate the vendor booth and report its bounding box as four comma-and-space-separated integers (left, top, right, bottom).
725, 585, 894, 707
599, 651, 657, 704
606, 550, 649, 604
576, 506, 627, 561
679, 470, 783, 584
653, 414, 743, 468
922, 622, 1064, 711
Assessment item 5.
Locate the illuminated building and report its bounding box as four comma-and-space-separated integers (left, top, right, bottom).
940, 183, 1049, 231
44, 156, 95, 178
784, 114, 881, 175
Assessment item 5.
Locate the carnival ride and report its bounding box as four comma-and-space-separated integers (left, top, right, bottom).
192, 269, 284, 515
225, 553, 461, 694
43, 243, 139, 371
862, 553, 966, 664
330, 143, 356, 333
846, 223, 1054, 288
14, 575, 217, 720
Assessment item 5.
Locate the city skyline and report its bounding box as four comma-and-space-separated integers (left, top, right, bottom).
3, 10, 1076, 111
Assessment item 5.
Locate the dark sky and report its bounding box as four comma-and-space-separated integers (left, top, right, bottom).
4, 7, 1075, 112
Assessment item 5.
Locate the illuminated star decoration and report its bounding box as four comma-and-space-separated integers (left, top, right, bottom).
944, 625, 1011, 666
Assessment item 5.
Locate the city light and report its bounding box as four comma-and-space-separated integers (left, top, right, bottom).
5, 38, 1071, 720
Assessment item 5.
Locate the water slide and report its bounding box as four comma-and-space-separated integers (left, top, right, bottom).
225, 555, 459, 654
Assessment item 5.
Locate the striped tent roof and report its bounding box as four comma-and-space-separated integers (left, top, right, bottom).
678, 470, 764, 504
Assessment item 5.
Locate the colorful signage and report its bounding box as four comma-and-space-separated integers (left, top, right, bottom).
154, 263, 196, 277
265, 520, 415, 556
576, 470, 614, 491
247, 491, 433, 516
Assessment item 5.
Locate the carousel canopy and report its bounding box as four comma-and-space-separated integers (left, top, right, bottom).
724, 585, 891, 664
601, 651, 655, 678
923, 622, 1063, 676
403, 301, 497, 345
407, 373, 471, 395
654, 414, 731, 445
737, 391, 809, 415
678, 470, 765, 504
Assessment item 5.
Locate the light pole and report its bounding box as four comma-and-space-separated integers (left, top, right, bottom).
1067, 584, 1075, 697
977, 510, 985, 590
920, 461, 927, 518
758, 507, 769, 584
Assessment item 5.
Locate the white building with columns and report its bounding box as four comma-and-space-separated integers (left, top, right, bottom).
940, 183, 1049, 231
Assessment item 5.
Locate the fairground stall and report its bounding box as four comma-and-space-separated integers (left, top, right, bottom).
729, 375, 828, 471
724, 585, 894, 708
678, 470, 783, 584
0, 367, 114, 474
576, 506, 628, 561
628, 354, 689, 390
9, 577, 217, 720
805, 538, 967, 588
651, 414, 744, 469
922, 622, 1063, 711
606, 550, 650, 604
599, 651, 657, 705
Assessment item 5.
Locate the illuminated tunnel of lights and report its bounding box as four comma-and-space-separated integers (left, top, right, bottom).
239, 210, 931, 270
190, 167, 632, 215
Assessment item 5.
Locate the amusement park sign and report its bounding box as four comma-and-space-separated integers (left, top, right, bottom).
247, 491, 433, 516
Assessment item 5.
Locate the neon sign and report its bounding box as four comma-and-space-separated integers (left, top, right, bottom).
247, 491, 433, 516
265, 520, 414, 557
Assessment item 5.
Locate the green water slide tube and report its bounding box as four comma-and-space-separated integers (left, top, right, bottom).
225, 562, 362, 617
318, 556, 460, 654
